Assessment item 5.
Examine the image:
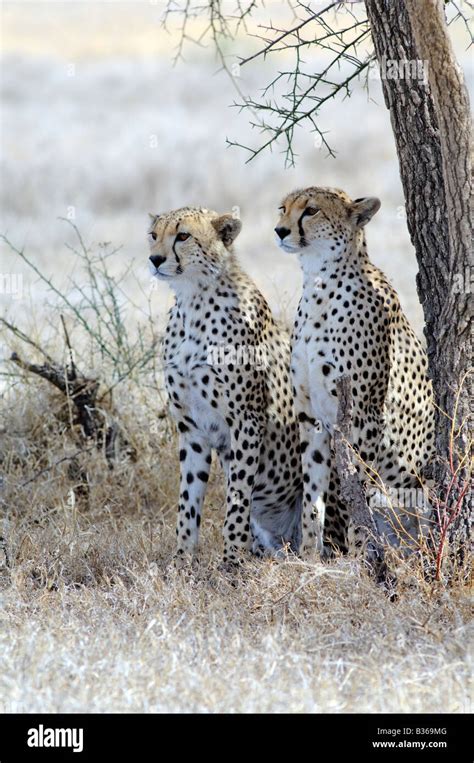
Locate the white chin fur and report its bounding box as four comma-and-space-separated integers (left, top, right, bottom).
155, 271, 176, 280
148, 263, 177, 280
148, 260, 158, 277
278, 240, 299, 253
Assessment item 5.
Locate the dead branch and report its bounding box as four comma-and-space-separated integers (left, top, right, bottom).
10, 352, 99, 438
60, 313, 76, 377
8, 348, 135, 469
0, 536, 10, 569
333, 376, 389, 584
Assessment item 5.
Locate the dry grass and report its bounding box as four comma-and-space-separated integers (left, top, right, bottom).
0, 380, 471, 714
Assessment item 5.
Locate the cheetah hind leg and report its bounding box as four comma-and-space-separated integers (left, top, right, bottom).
250, 521, 284, 558
250, 492, 303, 559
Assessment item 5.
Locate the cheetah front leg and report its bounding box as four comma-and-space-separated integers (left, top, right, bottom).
222, 415, 261, 566
298, 407, 331, 557
176, 431, 212, 561
293, 355, 333, 557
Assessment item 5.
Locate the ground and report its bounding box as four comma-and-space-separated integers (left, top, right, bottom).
1, 517, 471, 713
0, 385, 471, 714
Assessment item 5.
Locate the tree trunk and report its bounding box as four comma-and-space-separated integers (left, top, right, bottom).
365, 0, 472, 567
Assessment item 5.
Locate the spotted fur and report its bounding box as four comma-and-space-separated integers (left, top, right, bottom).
148, 207, 302, 564
275, 187, 435, 555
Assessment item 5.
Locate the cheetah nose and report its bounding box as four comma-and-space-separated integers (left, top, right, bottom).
149, 254, 166, 268
275, 226, 291, 241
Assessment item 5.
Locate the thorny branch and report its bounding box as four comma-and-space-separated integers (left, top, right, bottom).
162, 0, 472, 165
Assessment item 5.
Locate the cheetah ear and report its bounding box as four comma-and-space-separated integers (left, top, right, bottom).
350, 197, 381, 228
211, 214, 242, 248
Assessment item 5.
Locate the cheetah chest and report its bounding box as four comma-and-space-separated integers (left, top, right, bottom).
292, 302, 339, 431
166, 338, 230, 452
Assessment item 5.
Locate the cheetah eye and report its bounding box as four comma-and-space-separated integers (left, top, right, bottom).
175, 232, 190, 242
304, 206, 320, 217
150, 231, 157, 241
278, 206, 286, 214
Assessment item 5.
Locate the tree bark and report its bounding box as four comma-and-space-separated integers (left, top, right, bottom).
365, 0, 472, 564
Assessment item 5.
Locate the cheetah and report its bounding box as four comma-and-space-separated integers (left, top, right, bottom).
274, 187, 435, 556
148, 206, 302, 565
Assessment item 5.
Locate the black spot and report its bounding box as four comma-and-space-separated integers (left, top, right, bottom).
312, 450, 324, 464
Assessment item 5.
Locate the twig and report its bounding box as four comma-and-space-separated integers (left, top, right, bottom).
0, 536, 10, 568
0, 318, 55, 363
19, 446, 96, 488
0, 232, 115, 362
60, 313, 76, 377
239, 1, 339, 66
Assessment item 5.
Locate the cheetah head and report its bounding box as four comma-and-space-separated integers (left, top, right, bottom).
147, 206, 242, 287
275, 186, 380, 264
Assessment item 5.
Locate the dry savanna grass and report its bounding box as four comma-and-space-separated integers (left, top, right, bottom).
0, 378, 471, 714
